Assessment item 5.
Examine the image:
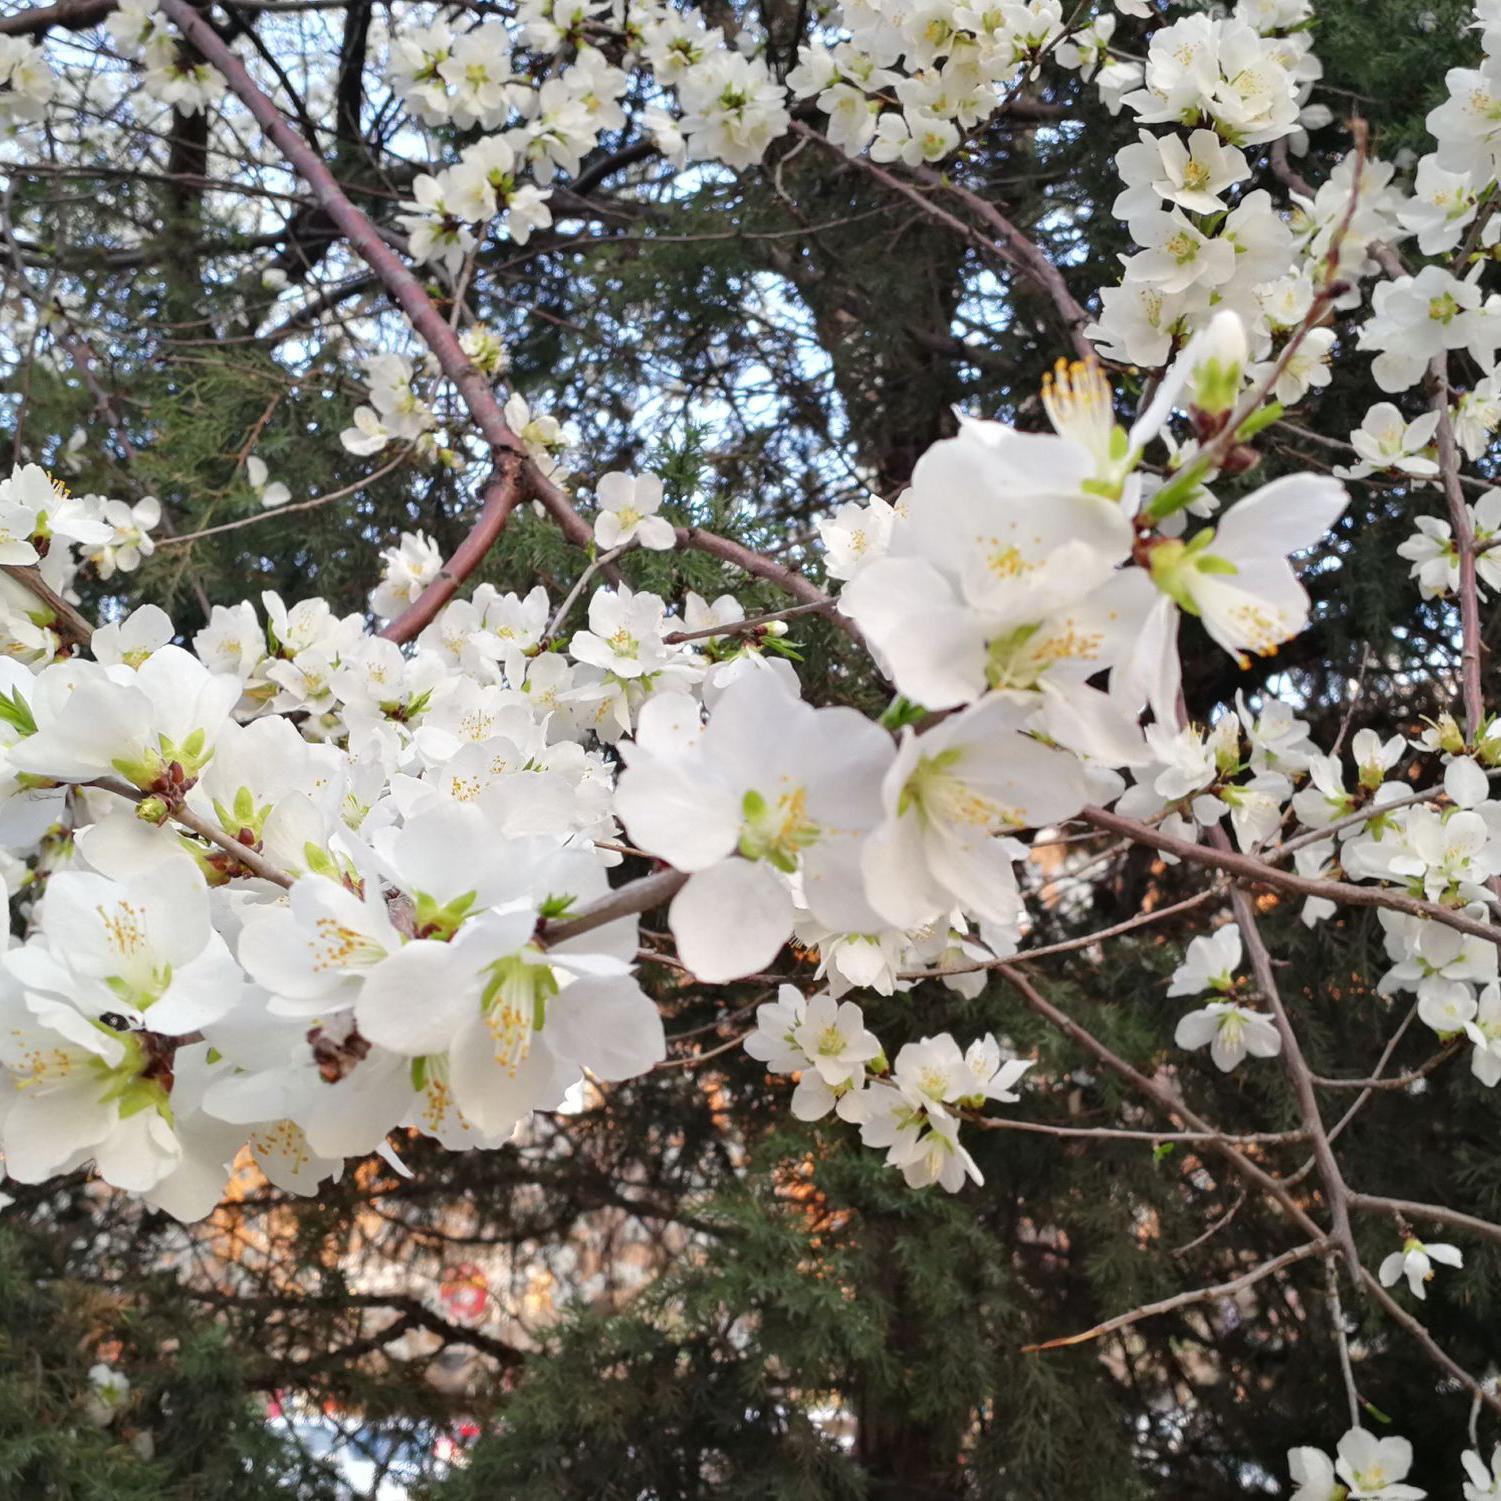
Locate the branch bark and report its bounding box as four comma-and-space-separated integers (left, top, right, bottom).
378, 454, 527, 643
1081, 804, 1501, 947
93, 776, 295, 888
539, 867, 688, 947
2, 565, 94, 647
1350, 1192, 1501, 1251
1228, 872, 1363, 1284
1431, 358, 1486, 735
0, 0, 114, 36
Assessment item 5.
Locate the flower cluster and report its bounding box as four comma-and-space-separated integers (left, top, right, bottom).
0, 318, 1363, 1222
0, 33, 54, 123
104, 0, 223, 113
0, 466, 161, 662
1168, 923, 1283, 1072
25, 0, 1501, 1474
339, 354, 440, 459
1289, 1428, 1425, 1500
745, 987, 1031, 1191
399, 134, 556, 275
1086, 4, 1362, 375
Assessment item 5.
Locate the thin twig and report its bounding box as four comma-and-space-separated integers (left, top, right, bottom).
993, 964, 1501, 1414
653, 1031, 748, 1070
901, 888, 1221, 980
661, 597, 833, 645
1081, 805, 1501, 948
1321, 1004, 1420, 1147
966, 1117, 1306, 1145
1350, 1193, 1501, 1251
1228, 871, 1364, 1286
1172, 1190, 1246, 1257
159, 450, 413, 545
92, 777, 294, 888
1020, 1240, 1328, 1353
1431, 358, 1486, 735
1310, 1037, 1462, 1093
1361, 1266, 1501, 1416
791, 121, 1093, 361
1326, 1255, 1362, 1428
544, 542, 634, 639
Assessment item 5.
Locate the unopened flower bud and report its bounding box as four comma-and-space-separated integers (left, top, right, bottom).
135, 796, 170, 825
1220, 443, 1261, 477
1186, 311, 1248, 418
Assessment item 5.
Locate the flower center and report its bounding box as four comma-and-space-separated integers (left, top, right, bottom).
739, 784, 819, 871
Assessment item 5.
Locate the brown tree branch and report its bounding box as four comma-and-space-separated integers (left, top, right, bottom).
1228, 871, 1363, 1284
0, 0, 115, 37
92, 776, 295, 888
1431, 358, 1486, 735
995, 963, 1501, 1416
164, 2, 865, 652
158, 0, 596, 628
377, 454, 527, 643
1350, 1193, 1501, 1251
2, 564, 94, 647
1081, 804, 1501, 947
538, 867, 689, 946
